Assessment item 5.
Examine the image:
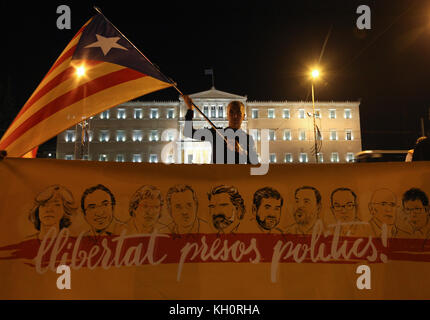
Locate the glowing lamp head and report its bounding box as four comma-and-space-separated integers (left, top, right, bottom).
76, 66, 86, 77
311, 69, 320, 79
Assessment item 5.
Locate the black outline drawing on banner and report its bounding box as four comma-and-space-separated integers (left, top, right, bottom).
208, 185, 245, 234
367, 188, 410, 238
284, 186, 322, 235
402, 188, 430, 239
329, 187, 368, 237
124, 185, 166, 234
251, 187, 284, 234
81, 184, 121, 239
28, 185, 77, 241
160, 184, 209, 238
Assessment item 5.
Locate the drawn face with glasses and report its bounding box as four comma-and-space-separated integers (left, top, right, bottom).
369, 189, 397, 226
84, 190, 114, 232
330, 189, 357, 223
403, 200, 428, 231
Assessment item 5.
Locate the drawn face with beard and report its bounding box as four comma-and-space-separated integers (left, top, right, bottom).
255, 198, 282, 230
209, 193, 237, 231
294, 189, 319, 226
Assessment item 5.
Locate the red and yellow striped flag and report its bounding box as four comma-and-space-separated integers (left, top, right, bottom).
0, 13, 173, 157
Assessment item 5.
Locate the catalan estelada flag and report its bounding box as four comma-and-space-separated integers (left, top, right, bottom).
0, 12, 173, 157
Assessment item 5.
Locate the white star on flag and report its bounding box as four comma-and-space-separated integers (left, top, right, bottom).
85, 34, 128, 56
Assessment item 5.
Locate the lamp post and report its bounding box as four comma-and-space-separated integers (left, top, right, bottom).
311, 69, 320, 163
74, 65, 87, 160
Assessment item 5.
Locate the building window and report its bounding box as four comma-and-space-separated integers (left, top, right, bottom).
283, 129, 291, 141
65, 154, 73, 160
149, 154, 158, 163
99, 154, 108, 162
203, 106, 209, 116
99, 130, 109, 142
166, 154, 174, 164
100, 110, 109, 119
187, 154, 193, 164
284, 153, 293, 163
299, 153, 308, 163
117, 108, 126, 119
298, 109, 305, 119
283, 109, 290, 119
167, 108, 175, 119
269, 129, 276, 141
346, 152, 355, 162
269, 153, 276, 163
65, 130, 75, 142
149, 130, 159, 142
329, 109, 336, 119
250, 129, 260, 142
315, 109, 321, 118
331, 152, 339, 163
150, 108, 159, 119
330, 129, 338, 141
252, 109, 259, 119
165, 130, 175, 142
344, 109, 352, 119
134, 108, 143, 119
116, 130, 126, 142
88, 130, 93, 142
299, 129, 306, 141
116, 154, 125, 162
218, 106, 224, 118
317, 153, 324, 163
133, 154, 142, 163
268, 109, 275, 119
132, 130, 143, 142
345, 129, 353, 140
211, 106, 216, 118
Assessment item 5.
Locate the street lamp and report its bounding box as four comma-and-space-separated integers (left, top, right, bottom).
310, 68, 320, 163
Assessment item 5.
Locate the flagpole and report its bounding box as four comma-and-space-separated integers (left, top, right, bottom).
93, 7, 247, 156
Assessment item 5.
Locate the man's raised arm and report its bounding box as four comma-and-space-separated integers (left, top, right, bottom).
183, 95, 196, 138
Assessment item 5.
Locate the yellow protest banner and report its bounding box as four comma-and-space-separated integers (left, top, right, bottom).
1, 158, 430, 299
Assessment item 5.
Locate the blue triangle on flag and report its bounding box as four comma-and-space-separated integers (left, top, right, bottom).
72, 13, 169, 83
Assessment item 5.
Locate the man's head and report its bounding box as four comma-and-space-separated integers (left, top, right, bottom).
368, 189, 397, 226
402, 188, 429, 231
227, 101, 245, 130
129, 185, 163, 230
81, 184, 115, 232
208, 185, 245, 231
166, 184, 198, 230
330, 188, 358, 223
253, 187, 284, 230
293, 186, 321, 226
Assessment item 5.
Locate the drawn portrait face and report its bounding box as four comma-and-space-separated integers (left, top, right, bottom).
38, 193, 64, 228
331, 190, 357, 223
134, 197, 162, 229
369, 189, 397, 226
255, 197, 282, 230
209, 193, 237, 231
294, 188, 320, 226
84, 190, 114, 232
170, 190, 197, 229
404, 199, 428, 231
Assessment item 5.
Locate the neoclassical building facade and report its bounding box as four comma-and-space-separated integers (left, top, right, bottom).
56, 87, 362, 164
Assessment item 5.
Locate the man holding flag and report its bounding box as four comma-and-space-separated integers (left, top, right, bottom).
183, 95, 259, 164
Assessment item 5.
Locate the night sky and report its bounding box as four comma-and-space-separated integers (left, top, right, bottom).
3, 0, 430, 152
